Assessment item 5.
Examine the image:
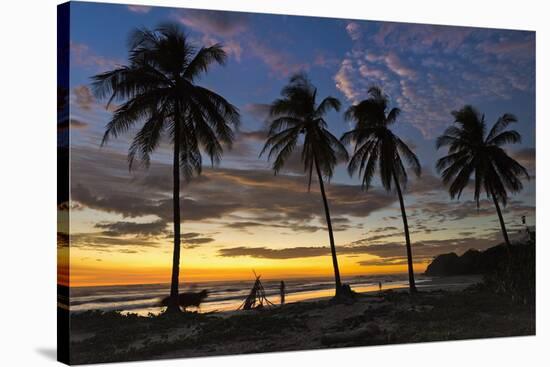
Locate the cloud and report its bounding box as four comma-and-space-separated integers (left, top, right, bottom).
73, 85, 95, 111
73, 182, 240, 223
70, 233, 161, 251
333, 25, 535, 138
478, 35, 535, 59
219, 246, 329, 259
224, 218, 354, 234
57, 232, 69, 248
70, 147, 397, 237
373, 23, 473, 52
181, 232, 201, 239
197, 34, 243, 62
238, 129, 267, 141
180, 232, 215, 246
243, 103, 271, 121
314, 52, 340, 68
334, 58, 360, 102
383, 52, 416, 79
217, 231, 502, 262
172, 9, 251, 63
175, 9, 309, 75
223, 39, 243, 61
409, 198, 535, 223
67, 140, 532, 258
345, 22, 362, 41
70, 42, 121, 71
95, 220, 167, 236
175, 9, 248, 37
70, 118, 88, 129
127, 5, 151, 13
357, 257, 412, 266
249, 39, 309, 77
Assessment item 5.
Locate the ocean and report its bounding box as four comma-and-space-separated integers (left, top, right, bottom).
68, 274, 441, 315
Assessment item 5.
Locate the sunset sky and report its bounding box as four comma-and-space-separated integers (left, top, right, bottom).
60, 1, 535, 287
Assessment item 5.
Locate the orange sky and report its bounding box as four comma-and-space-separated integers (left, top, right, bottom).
63, 249, 428, 287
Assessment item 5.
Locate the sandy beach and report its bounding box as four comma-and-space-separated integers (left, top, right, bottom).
68, 275, 534, 364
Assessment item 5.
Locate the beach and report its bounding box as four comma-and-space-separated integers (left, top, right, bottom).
66, 275, 534, 364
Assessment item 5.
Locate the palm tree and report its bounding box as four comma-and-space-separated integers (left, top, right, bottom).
260, 73, 349, 297
341, 87, 420, 293
92, 24, 240, 313
436, 105, 529, 247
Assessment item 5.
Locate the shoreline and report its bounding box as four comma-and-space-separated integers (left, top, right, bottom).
211, 274, 483, 317
68, 275, 482, 316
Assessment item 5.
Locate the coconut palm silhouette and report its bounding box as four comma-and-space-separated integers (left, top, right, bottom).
92, 24, 240, 313
341, 86, 420, 293
436, 105, 529, 247
261, 73, 349, 297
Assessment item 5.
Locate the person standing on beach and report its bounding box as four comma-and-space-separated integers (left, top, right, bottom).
378, 281, 382, 292
280, 281, 286, 306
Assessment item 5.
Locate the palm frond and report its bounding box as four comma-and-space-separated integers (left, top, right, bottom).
386, 107, 401, 125
183, 45, 227, 81
315, 96, 341, 117
486, 130, 521, 146
396, 137, 421, 176
485, 113, 517, 143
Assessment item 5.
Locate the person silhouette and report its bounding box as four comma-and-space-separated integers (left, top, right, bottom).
280, 280, 286, 306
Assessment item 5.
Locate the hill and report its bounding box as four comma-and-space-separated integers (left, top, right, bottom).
424, 242, 533, 276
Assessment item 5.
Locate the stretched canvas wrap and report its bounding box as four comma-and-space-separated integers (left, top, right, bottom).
57, 1, 536, 365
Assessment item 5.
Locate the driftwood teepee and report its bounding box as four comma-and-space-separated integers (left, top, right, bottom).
238, 272, 274, 310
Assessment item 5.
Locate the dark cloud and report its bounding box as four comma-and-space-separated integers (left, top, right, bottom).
218, 231, 501, 264
72, 184, 160, 219
57, 232, 69, 248
351, 231, 404, 244
181, 232, 201, 239
370, 226, 398, 233
218, 246, 329, 259
95, 220, 167, 236
70, 233, 161, 251
71, 147, 397, 233
70, 118, 88, 129
180, 232, 216, 246
118, 249, 139, 254
410, 198, 535, 222
184, 237, 215, 245
68, 145, 533, 259
357, 257, 413, 266
224, 218, 354, 234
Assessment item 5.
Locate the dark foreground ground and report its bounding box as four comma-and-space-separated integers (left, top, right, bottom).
68, 286, 535, 365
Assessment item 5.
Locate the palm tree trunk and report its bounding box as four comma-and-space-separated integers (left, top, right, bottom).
392, 172, 417, 293
314, 157, 342, 295
167, 107, 182, 314
491, 190, 511, 247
